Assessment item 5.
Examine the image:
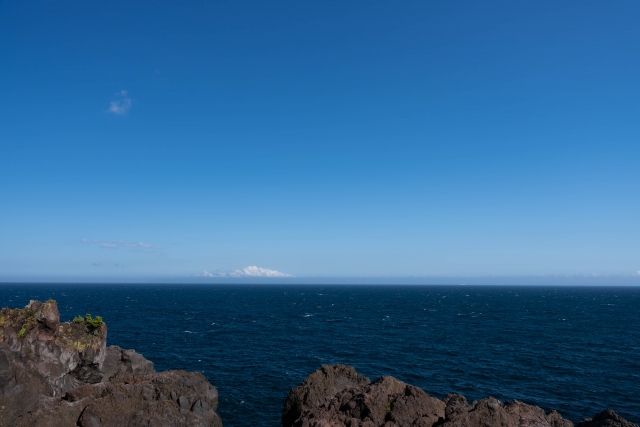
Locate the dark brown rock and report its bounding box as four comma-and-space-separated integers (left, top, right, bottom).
291, 375, 445, 427
101, 345, 155, 381
439, 395, 573, 427
577, 410, 639, 427
283, 364, 371, 427
286, 366, 590, 427
1, 300, 109, 394
15, 370, 221, 427
0, 300, 222, 427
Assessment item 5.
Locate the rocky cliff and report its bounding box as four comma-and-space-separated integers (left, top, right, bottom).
283, 365, 638, 427
0, 300, 222, 427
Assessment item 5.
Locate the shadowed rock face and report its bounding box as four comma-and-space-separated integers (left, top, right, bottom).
0, 300, 107, 397
577, 409, 639, 427
15, 371, 221, 427
285, 365, 636, 427
282, 364, 371, 427
0, 300, 221, 427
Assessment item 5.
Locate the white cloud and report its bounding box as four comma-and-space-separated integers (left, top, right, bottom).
233, 265, 293, 277
198, 266, 293, 278
82, 238, 162, 251
108, 90, 132, 115
636, 270, 640, 276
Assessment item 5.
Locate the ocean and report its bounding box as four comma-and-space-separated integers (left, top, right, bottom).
1, 284, 638, 426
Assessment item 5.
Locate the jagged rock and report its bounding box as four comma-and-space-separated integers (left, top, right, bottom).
101, 345, 155, 381
15, 370, 222, 427
290, 374, 445, 427
1, 300, 108, 394
286, 365, 581, 427
0, 300, 221, 427
440, 393, 572, 427
577, 410, 639, 427
283, 364, 371, 427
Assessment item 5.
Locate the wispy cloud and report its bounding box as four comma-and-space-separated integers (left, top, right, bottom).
108, 90, 132, 115
635, 270, 640, 276
200, 266, 293, 278
81, 238, 162, 252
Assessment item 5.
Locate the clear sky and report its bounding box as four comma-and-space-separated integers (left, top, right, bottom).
1, 1, 639, 281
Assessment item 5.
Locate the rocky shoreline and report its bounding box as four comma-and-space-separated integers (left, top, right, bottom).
0, 300, 221, 427
0, 300, 636, 427
282, 364, 638, 427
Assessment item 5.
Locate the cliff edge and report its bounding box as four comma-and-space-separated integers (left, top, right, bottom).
0, 300, 222, 427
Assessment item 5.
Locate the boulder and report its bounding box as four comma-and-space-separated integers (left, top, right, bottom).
290, 372, 445, 427
283, 364, 371, 427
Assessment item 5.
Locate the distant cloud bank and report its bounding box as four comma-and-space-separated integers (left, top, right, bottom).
81, 238, 162, 252
201, 266, 293, 278
108, 90, 132, 115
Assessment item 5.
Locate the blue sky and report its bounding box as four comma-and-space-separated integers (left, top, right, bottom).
1, 0, 639, 281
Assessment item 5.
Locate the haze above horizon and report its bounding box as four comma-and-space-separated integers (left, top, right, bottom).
1, 1, 639, 281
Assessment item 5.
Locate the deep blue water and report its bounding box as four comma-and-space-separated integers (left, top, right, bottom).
1, 284, 638, 426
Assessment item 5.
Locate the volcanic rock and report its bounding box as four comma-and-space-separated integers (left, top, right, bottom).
0, 300, 222, 427
577, 409, 639, 427
286, 365, 638, 427
283, 364, 371, 427
101, 345, 155, 380
15, 370, 221, 427
288, 374, 445, 427
439, 393, 572, 427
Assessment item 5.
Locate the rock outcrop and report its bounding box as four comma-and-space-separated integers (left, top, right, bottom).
0, 300, 222, 427
282, 364, 371, 427
284, 365, 636, 427
287, 375, 445, 427
439, 393, 571, 427
14, 370, 221, 427
577, 409, 639, 427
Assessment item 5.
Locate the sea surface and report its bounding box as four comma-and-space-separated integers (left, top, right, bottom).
1, 284, 638, 426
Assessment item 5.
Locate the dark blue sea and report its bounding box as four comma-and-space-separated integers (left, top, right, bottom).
1, 284, 638, 426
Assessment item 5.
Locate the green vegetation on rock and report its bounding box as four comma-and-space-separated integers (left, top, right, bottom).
85, 314, 104, 328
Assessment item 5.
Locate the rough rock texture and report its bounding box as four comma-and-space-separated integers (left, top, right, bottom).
15, 371, 222, 427
577, 410, 639, 427
0, 300, 221, 427
0, 300, 107, 396
286, 365, 637, 427
283, 364, 371, 427
440, 393, 572, 427
291, 375, 445, 427
101, 345, 155, 381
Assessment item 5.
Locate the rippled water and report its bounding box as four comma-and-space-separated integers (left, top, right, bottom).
1, 284, 638, 426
